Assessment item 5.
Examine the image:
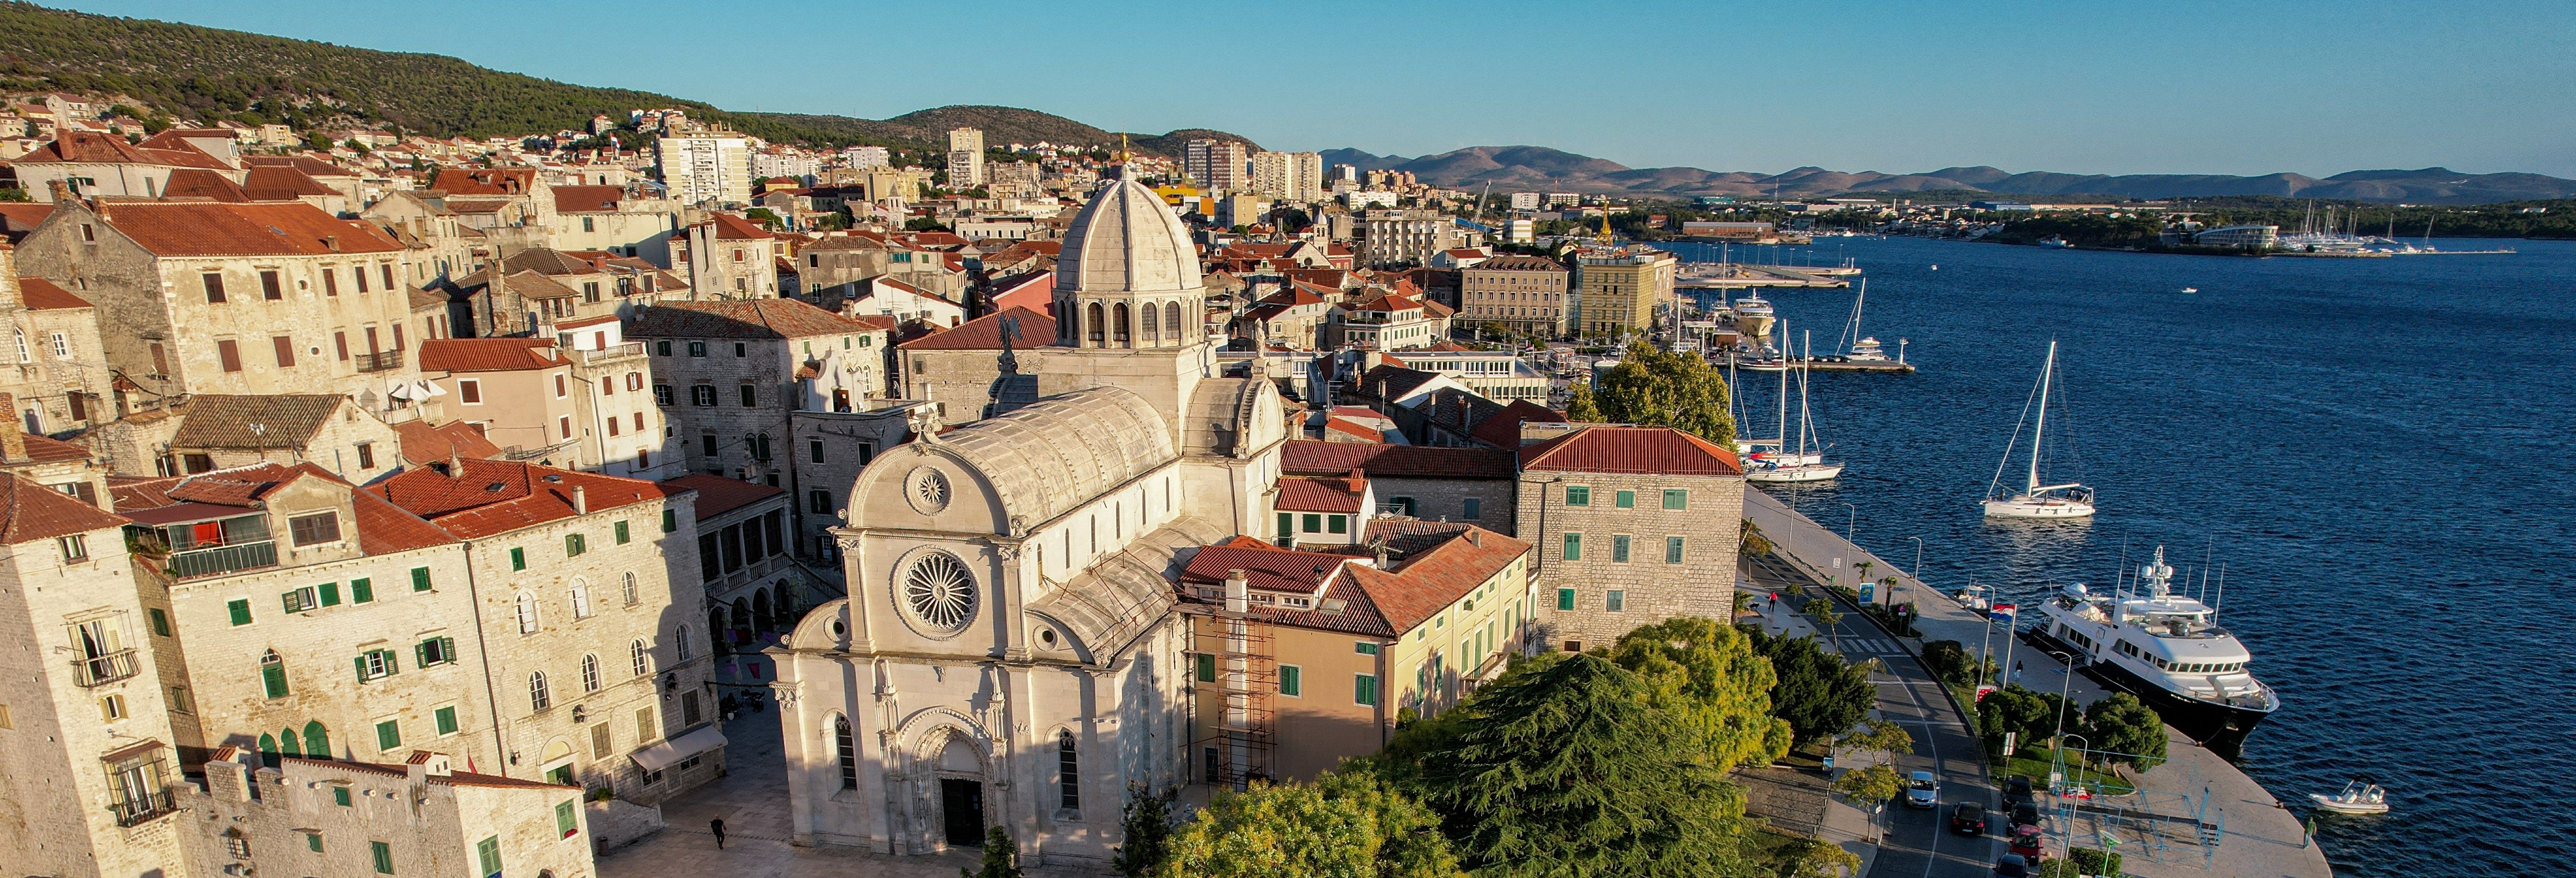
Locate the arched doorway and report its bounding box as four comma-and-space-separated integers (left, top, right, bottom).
539, 738, 576, 786
935, 734, 986, 848
752, 589, 773, 634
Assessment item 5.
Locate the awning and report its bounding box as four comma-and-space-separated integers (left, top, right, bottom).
628, 725, 727, 773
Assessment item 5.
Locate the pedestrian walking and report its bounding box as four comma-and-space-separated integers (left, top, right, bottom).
710, 818, 726, 850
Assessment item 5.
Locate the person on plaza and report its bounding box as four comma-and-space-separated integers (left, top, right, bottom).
710, 818, 726, 849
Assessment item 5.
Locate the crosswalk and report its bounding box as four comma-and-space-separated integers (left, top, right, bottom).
1834, 636, 1906, 656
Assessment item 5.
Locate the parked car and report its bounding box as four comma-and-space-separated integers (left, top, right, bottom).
2010, 824, 2046, 860
2010, 801, 2041, 830
1949, 801, 1987, 836
1993, 853, 2030, 877
1904, 770, 1940, 808
2001, 775, 2034, 808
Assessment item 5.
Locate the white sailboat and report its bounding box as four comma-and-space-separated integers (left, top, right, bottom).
1748, 327, 1843, 483
1834, 280, 1892, 362
1982, 340, 2093, 517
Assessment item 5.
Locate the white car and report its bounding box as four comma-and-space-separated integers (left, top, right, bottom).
1905, 770, 1940, 808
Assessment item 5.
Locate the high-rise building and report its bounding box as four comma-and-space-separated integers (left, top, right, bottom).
843, 145, 890, 169
1509, 192, 1542, 210
1248, 151, 1325, 201
946, 128, 986, 188
1183, 139, 1250, 192
655, 135, 753, 205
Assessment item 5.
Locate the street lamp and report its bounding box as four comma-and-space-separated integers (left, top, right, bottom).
1906, 536, 1924, 607
2045, 651, 2079, 747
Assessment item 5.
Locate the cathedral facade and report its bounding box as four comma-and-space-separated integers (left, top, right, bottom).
769, 176, 1288, 866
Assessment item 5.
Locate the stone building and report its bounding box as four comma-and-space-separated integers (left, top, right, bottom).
16, 198, 430, 415
11, 130, 239, 201
629, 298, 889, 484
1459, 254, 1571, 338
1513, 425, 1744, 652
896, 306, 1055, 424
1278, 440, 1518, 532
768, 173, 1294, 867
547, 184, 682, 265
661, 473, 820, 656
0, 472, 192, 878
416, 335, 676, 480
370, 459, 722, 803
178, 749, 595, 878
680, 212, 780, 299
156, 393, 406, 482
6, 272, 109, 432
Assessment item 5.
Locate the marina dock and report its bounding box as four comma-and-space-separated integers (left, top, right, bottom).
1729, 353, 1917, 375
1740, 491, 2333, 878
1678, 261, 1854, 289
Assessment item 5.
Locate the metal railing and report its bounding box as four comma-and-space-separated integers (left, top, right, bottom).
74, 648, 139, 686
355, 349, 404, 373
111, 789, 175, 827
165, 540, 279, 579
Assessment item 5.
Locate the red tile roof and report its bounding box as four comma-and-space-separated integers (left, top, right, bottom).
159, 168, 250, 201
19, 130, 229, 169
241, 164, 339, 200
417, 338, 564, 373
93, 201, 405, 257
628, 298, 879, 340
899, 306, 1053, 351
551, 185, 623, 213
244, 155, 358, 178
1321, 418, 1382, 442
368, 459, 679, 539
1517, 424, 1741, 475
708, 212, 771, 240
434, 167, 537, 196
1346, 526, 1529, 632
1469, 400, 1566, 449
1280, 440, 1516, 480
1275, 475, 1364, 513
350, 488, 463, 555
393, 420, 505, 466
660, 474, 783, 520
0, 471, 129, 544
17, 277, 90, 310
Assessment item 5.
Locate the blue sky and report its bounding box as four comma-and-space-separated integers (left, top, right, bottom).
55, 0, 2576, 177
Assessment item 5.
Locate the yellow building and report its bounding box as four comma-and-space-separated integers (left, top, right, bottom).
1573, 248, 1676, 338
1181, 523, 1532, 785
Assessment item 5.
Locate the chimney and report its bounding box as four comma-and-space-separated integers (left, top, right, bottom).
0, 243, 20, 311
571, 483, 588, 515
1224, 568, 1248, 614
0, 394, 23, 462
323, 234, 341, 252
1467, 529, 1482, 548
447, 448, 468, 479
1346, 467, 1366, 495
44, 179, 71, 202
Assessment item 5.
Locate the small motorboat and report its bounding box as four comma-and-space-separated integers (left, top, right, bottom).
2309, 780, 2390, 815
2180, 287, 2199, 294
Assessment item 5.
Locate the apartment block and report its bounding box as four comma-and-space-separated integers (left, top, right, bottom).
946, 128, 986, 188
1572, 248, 1675, 338
656, 135, 752, 206
1460, 254, 1572, 338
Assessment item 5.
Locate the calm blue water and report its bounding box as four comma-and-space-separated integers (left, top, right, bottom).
1673, 236, 2576, 878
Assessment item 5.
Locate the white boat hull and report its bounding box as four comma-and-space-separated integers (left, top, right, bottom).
1748, 462, 1844, 483
2308, 794, 2389, 815
1983, 496, 2096, 518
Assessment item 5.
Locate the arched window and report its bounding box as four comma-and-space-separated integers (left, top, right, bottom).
580, 654, 601, 692
1058, 299, 1074, 342
631, 639, 651, 676
834, 715, 858, 790
515, 591, 540, 634
1056, 730, 1080, 811
569, 580, 593, 619
676, 626, 693, 661
622, 571, 638, 604
1166, 302, 1183, 341
258, 733, 280, 767
1086, 303, 1104, 344
259, 650, 289, 699
303, 720, 330, 760
529, 671, 551, 711
279, 726, 302, 757
1142, 302, 1160, 345
1112, 303, 1132, 346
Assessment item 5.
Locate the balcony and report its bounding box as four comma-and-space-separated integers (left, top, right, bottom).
73, 648, 139, 687
165, 540, 279, 579
576, 341, 646, 364
355, 349, 404, 373
111, 789, 176, 827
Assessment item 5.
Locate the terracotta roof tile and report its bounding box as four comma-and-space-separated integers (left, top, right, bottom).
898, 306, 1053, 351
627, 298, 878, 340
551, 185, 623, 213
1179, 543, 1394, 636
1517, 424, 1742, 475
349, 489, 460, 555
1346, 526, 1529, 633
660, 474, 782, 520
1469, 400, 1566, 449
0, 471, 130, 544
17, 277, 90, 310
169, 395, 348, 448
417, 338, 564, 373
20, 130, 229, 169
393, 420, 505, 466
368, 459, 679, 539
244, 155, 358, 178
1279, 440, 1515, 480
94, 201, 404, 257
1275, 475, 1364, 513
159, 168, 250, 201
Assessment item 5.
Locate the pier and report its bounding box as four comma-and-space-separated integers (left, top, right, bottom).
1677, 261, 1854, 289
1730, 353, 1917, 375
1739, 490, 2332, 878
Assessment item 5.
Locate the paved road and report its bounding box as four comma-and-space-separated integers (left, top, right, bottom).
1746, 553, 2002, 878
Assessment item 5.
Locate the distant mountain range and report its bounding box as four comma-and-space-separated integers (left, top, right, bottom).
1317, 146, 2576, 205
0, 2, 2561, 205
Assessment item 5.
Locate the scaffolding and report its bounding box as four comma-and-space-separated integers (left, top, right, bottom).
1187, 571, 1278, 790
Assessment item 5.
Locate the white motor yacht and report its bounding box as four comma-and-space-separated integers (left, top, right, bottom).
2028, 547, 2278, 746
1847, 336, 1891, 362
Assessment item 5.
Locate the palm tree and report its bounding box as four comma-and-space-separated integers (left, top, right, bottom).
1804, 597, 1843, 654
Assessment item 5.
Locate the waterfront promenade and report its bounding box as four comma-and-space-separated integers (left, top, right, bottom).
1744, 489, 2330, 878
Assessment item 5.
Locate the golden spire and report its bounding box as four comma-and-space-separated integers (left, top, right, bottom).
1598, 206, 1615, 245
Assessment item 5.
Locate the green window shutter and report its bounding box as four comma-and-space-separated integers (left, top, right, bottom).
355, 655, 370, 682
435, 706, 459, 735
1327, 515, 1347, 534
1354, 674, 1378, 706
411, 566, 432, 591
336, 786, 353, 807
283, 591, 300, 613
1562, 532, 1581, 561
475, 836, 499, 875
415, 641, 431, 667
263, 662, 289, 698
1663, 489, 1688, 510
1557, 588, 1576, 611
1614, 490, 1634, 508
1565, 486, 1588, 506
319, 582, 340, 606
1195, 653, 1215, 683
661, 509, 677, 532
556, 800, 577, 836
148, 607, 170, 636
1612, 535, 1631, 563
351, 578, 372, 604
442, 636, 456, 663
228, 599, 252, 626
376, 719, 401, 751
1301, 513, 1321, 532
1277, 512, 1292, 537
373, 839, 395, 874
510, 547, 526, 571
307, 833, 324, 853
1666, 537, 1685, 564
1279, 666, 1300, 696
615, 521, 631, 544
384, 649, 398, 676
1354, 642, 1378, 655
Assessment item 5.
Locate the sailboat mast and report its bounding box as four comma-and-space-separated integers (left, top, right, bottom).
1776, 320, 1790, 450
2029, 340, 2055, 493
1798, 330, 1814, 456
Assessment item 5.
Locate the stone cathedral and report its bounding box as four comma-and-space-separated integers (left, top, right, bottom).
770, 174, 1289, 866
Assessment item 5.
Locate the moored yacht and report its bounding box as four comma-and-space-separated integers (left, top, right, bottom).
1847, 336, 1891, 362
2028, 547, 2278, 750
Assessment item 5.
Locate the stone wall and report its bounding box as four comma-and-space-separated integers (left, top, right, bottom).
586, 795, 667, 850
1519, 471, 1743, 652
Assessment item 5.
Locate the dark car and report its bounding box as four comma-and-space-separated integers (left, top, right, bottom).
1993, 853, 2030, 877
2011, 802, 2041, 830
1949, 801, 1987, 836
2001, 776, 2034, 807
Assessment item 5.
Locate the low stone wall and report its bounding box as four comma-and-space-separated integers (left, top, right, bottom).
587, 797, 667, 852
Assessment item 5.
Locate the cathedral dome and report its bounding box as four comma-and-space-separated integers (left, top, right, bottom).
1055, 178, 1201, 296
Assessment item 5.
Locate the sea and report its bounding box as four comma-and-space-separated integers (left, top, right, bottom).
1663, 235, 2575, 877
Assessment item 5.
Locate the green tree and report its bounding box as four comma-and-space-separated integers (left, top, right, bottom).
1802, 598, 1842, 653
1158, 771, 1461, 878
1605, 616, 1793, 770
1779, 836, 1861, 878
745, 207, 784, 229
1586, 344, 1736, 447
1111, 785, 1175, 877
1399, 653, 1751, 877
1836, 719, 1912, 766
1739, 518, 1773, 559
1974, 684, 2067, 761
1743, 628, 1873, 749
2081, 693, 2167, 770
1830, 763, 1902, 807
963, 825, 1023, 878
1920, 640, 1981, 687
1564, 384, 1605, 422
904, 216, 951, 232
